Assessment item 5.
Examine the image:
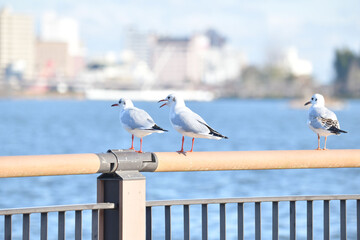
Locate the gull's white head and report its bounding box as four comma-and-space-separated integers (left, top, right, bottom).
158, 93, 185, 108
111, 98, 134, 110
304, 93, 325, 107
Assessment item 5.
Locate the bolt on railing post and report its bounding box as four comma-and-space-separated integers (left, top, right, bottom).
97, 171, 146, 240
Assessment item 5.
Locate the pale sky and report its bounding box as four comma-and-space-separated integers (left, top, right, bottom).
1, 0, 360, 83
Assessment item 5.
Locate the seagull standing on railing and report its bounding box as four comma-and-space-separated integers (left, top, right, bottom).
111, 98, 167, 153
305, 93, 347, 150
159, 93, 228, 153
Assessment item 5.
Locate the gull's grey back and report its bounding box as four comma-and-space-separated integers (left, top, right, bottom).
309, 106, 339, 130
309, 106, 337, 121
121, 108, 155, 129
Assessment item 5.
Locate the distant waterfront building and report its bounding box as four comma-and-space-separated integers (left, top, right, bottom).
36, 41, 68, 81
37, 12, 85, 81
152, 37, 190, 87
202, 46, 247, 85
0, 7, 35, 81
186, 34, 209, 85
152, 31, 245, 86
122, 27, 245, 87
124, 27, 154, 66
283, 47, 313, 76
205, 29, 226, 48
40, 12, 83, 57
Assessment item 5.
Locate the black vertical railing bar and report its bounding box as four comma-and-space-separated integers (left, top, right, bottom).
306, 200, 313, 240
91, 210, 99, 240
58, 211, 65, 240
202, 204, 208, 240
323, 200, 330, 240
41, 212, 48, 240
290, 201, 296, 240
238, 203, 244, 240
75, 210, 82, 240
165, 206, 171, 240
220, 203, 226, 240
5, 215, 11, 240
146, 207, 152, 240
272, 202, 279, 240
255, 202, 261, 240
183, 205, 190, 240
23, 214, 30, 240
357, 200, 360, 240
307, 201, 313, 240
340, 200, 346, 240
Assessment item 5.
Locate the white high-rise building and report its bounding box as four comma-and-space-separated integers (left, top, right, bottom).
202, 46, 247, 84
40, 12, 83, 57
123, 27, 153, 66
0, 7, 35, 81
283, 47, 313, 76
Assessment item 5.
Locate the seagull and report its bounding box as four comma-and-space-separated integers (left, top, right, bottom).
159, 93, 228, 153
304, 93, 347, 150
111, 98, 167, 153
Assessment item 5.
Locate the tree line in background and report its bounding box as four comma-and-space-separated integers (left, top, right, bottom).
334, 48, 360, 97
223, 61, 314, 99
221, 47, 360, 99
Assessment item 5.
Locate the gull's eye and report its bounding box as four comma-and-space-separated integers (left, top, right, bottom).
119, 100, 122, 104
167, 96, 170, 99
173, 97, 176, 102
315, 99, 317, 101
311, 98, 314, 100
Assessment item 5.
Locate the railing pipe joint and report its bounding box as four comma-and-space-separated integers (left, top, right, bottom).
96, 149, 158, 173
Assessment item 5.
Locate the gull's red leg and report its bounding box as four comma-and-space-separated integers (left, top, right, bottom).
316, 134, 321, 150
323, 136, 327, 150
189, 138, 195, 152
177, 136, 185, 153
129, 134, 135, 150
136, 138, 143, 153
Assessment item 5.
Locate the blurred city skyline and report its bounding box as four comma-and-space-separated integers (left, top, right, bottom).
2, 0, 360, 83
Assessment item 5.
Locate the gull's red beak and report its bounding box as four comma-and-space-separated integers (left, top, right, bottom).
158, 99, 167, 108
111, 104, 119, 107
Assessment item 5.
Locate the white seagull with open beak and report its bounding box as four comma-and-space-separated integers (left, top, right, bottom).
159, 93, 228, 153
304, 93, 347, 150
112, 98, 167, 153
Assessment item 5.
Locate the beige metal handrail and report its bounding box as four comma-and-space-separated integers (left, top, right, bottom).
0, 153, 100, 178
1, 149, 360, 178
155, 149, 360, 172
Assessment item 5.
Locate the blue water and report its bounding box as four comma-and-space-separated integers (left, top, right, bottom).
0, 99, 360, 239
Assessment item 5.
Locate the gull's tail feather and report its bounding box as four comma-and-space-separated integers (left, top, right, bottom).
198, 121, 228, 139
328, 126, 347, 135
149, 124, 168, 132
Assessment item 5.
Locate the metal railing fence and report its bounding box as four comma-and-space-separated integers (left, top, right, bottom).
146, 195, 360, 240
0, 203, 115, 240
1, 149, 360, 240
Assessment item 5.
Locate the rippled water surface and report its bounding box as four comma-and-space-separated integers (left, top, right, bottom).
0, 99, 360, 239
